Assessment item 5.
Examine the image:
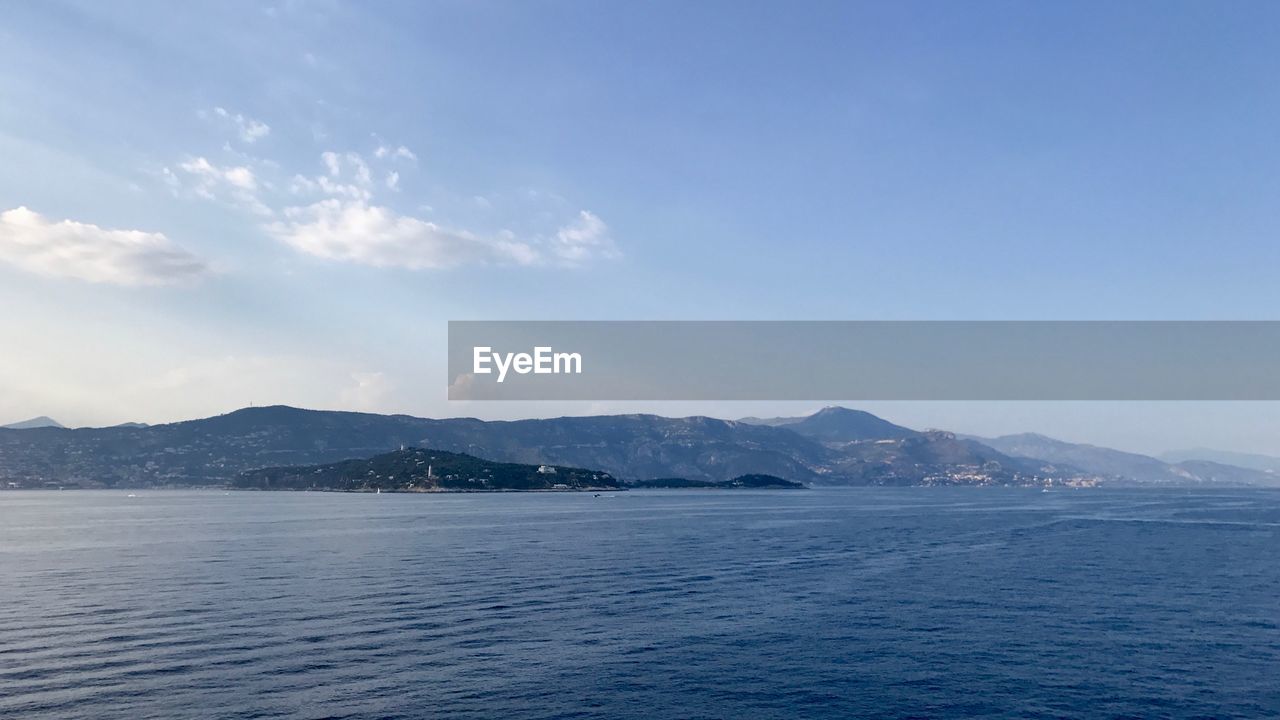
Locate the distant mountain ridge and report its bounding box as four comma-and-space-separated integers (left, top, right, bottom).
970, 432, 1279, 487
0, 406, 828, 488
1160, 448, 1280, 474
2, 416, 64, 430
0, 405, 1273, 489
0, 405, 1074, 488
630, 474, 804, 489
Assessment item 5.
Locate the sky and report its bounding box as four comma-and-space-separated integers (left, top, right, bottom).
3, 0, 1280, 455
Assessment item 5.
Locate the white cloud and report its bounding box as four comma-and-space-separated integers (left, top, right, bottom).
349, 155, 371, 186
223, 166, 257, 190
317, 151, 371, 184
0, 206, 209, 286
321, 151, 342, 176
446, 372, 479, 400
339, 371, 393, 411
180, 157, 257, 190
161, 166, 182, 192
291, 152, 379, 201
267, 199, 539, 269
374, 145, 417, 162
553, 210, 619, 263
287, 174, 315, 194
211, 107, 270, 143
175, 157, 270, 215
289, 173, 370, 200
169, 148, 619, 271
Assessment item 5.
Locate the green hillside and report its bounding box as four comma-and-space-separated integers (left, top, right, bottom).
235, 448, 621, 492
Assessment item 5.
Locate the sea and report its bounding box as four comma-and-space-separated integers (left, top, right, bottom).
1, 487, 1277, 719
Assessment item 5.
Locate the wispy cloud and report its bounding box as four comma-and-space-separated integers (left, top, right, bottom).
339, 371, 394, 411
181, 157, 257, 191
291, 151, 374, 200
552, 210, 618, 264
169, 140, 619, 270
0, 206, 209, 286
374, 144, 417, 162
267, 199, 539, 269
170, 157, 271, 215
205, 107, 270, 144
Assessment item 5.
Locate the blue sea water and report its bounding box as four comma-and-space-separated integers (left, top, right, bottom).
0, 488, 1277, 719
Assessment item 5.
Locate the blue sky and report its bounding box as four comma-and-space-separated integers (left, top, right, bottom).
3, 0, 1280, 454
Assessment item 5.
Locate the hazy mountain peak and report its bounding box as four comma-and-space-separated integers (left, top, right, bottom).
991, 432, 1072, 446
737, 406, 918, 443
2, 416, 65, 430
788, 406, 919, 443
1160, 448, 1280, 474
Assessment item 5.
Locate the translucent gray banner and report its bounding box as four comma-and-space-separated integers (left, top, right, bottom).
447, 321, 1280, 400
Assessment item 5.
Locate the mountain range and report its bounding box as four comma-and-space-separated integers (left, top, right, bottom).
0, 405, 1275, 489
1159, 447, 1280, 474
964, 432, 1279, 487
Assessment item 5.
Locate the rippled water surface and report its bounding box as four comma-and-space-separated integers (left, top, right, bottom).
2, 488, 1278, 719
